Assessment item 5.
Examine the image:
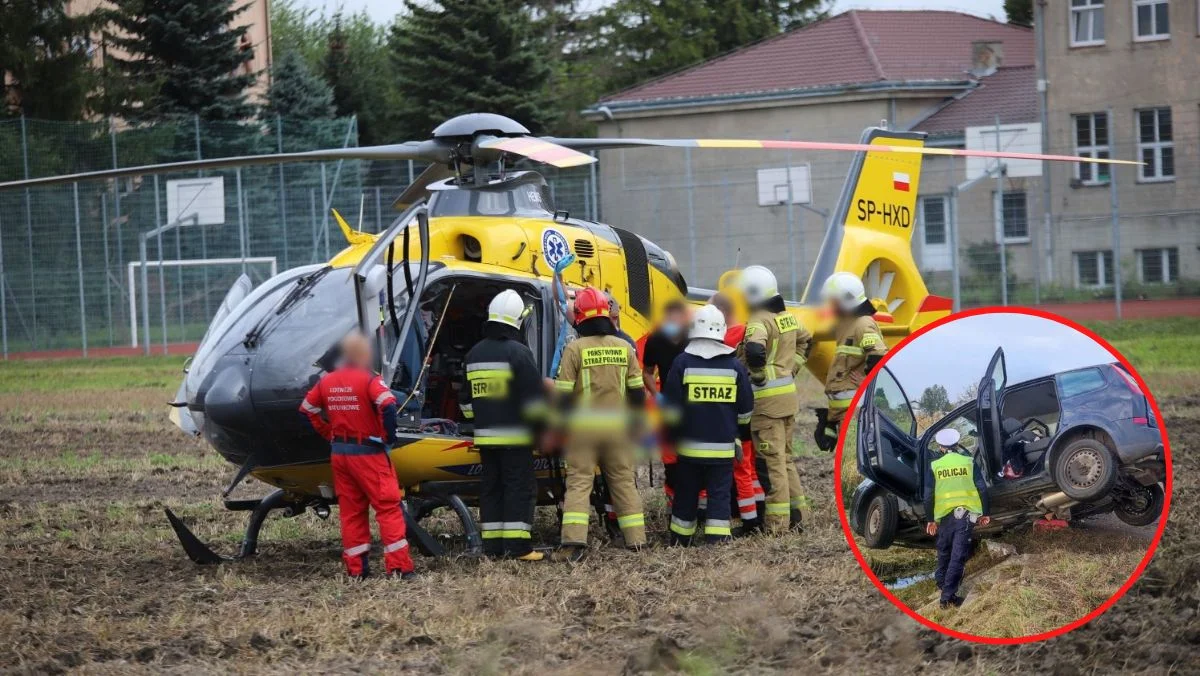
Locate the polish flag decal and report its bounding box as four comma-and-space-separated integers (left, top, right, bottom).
892, 172, 911, 192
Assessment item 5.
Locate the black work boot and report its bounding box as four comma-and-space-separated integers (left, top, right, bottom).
550, 545, 586, 563
939, 595, 964, 609
789, 509, 805, 533
736, 518, 762, 537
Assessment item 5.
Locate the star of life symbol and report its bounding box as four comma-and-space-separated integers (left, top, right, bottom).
542, 228, 571, 268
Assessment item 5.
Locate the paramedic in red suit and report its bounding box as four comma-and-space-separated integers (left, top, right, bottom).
300, 332, 415, 579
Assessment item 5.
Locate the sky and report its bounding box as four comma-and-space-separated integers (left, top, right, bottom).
298, 0, 1008, 26
881, 313, 1117, 404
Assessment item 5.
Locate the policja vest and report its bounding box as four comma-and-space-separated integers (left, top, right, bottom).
931, 452, 984, 520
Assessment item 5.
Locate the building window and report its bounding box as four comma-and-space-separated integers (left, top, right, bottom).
994, 191, 1029, 242
921, 196, 947, 246
1133, 0, 1169, 40
1073, 112, 1110, 184
1075, 251, 1114, 288
1137, 248, 1178, 283
1070, 0, 1105, 46
1137, 108, 1174, 181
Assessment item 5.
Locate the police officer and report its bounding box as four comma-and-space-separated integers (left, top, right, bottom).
924, 428, 991, 609
817, 272, 887, 451
552, 287, 647, 561
300, 332, 415, 579
459, 289, 547, 561
736, 265, 812, 534
661, 305, 754, 545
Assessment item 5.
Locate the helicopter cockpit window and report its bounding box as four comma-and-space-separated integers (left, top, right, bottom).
429, 182, 554, 219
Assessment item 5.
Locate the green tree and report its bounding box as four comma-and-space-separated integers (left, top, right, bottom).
0, 1, 103, 120
266, 50, 335, 121
389, 0, 555, 139
105, 0, 257, 122
598, 0, 828, 92
918, 384, 951, 415
322, 11, 400, 145
1004, 0, 1033, 27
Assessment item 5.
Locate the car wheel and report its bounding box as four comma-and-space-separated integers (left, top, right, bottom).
1053, 437, 1118, 502
1113, 483, 1165, 527
862, 493, 898, 549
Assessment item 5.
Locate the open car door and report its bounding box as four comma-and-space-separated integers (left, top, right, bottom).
976, 347, 1007, 475
857, 366, 921, 499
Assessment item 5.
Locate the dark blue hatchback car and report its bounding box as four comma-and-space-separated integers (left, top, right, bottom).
850, 347, 1166, 549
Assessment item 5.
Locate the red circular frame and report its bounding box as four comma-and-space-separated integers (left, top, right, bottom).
833, 305, 1174, 644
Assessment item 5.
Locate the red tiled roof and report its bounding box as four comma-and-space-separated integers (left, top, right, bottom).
915, 65, 1038, 135
600, 10, 1034, 107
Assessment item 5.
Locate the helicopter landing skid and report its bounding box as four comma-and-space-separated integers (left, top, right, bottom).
406, 493, 484, 558
165, 488, 292, 564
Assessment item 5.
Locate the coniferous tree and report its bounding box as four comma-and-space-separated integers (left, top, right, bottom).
105, 0, 257, 122
389, 0, 555, 139
322, 11, 400, 145
0, 1, 103, 120
266, 50, 335, 121
598, 0, 828, 92
1004, 0, 1033, 27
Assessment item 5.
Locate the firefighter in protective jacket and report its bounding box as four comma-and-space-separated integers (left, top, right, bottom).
552, 287, 647, 561
300, 332, 415, 579
816, 271, 888, 451
459, 289, 547, 561
661, 304, 754, 545
736, 265, 812, 534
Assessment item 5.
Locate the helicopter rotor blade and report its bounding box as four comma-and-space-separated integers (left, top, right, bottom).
545, 137, 1142, 166
0, 141, 443, 191
392, 163, 452, 211
476, 135, 597, 168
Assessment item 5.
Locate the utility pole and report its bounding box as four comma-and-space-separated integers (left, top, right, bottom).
995, 116, 1008, 306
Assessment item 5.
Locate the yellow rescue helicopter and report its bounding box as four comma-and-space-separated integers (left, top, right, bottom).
0, 113, 1132, 562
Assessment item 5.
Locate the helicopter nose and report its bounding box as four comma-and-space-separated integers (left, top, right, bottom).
203, 363, 257, 433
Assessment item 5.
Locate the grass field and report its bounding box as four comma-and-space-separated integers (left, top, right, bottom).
0, 318, 1196, 673
840, 317, 1196, 641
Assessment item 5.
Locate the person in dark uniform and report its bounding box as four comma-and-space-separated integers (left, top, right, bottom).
301, 332, 415, 579
660, 305, 754, 545
459, 289, 548, 561
924, 428, 991, 609
641, 299, 690, 503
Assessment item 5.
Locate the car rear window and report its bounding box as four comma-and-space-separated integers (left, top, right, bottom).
1058, 368, 1106, 398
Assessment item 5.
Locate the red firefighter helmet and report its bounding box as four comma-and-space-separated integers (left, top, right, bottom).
573, 287, 610, 325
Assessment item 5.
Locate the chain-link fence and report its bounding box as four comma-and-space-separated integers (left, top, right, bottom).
599, 130, 1200, 320
0, 116, 1195, 357
0, 116, 595, 356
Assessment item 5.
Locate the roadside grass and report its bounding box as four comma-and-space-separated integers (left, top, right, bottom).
1083, 316, 1200, 397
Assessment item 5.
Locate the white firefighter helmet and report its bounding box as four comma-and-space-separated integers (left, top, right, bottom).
934, 428, 961, 449
689, 304, 727, 343
821, 271, 868, 311
738, 265, 779, 306
487, 289, 527, 328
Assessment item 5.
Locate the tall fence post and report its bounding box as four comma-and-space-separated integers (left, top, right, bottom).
110, 118, 124, 335
101, 194, 113, 346
1109, 109, 1122, 320
949, 155, 961, 312
684, 147, 698, 283
20, 114, 37, 349
73, 183, 88, 357
994, 116, 1008, 306
237, 168, 248, 273
154, 176, 167, 354
277, 114, 289, 270
785, 130, 797, 300
1, 208, 7, 359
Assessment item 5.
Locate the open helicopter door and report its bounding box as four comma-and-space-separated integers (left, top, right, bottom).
349, 203, 432, 385
857, 366, 921, 499
976, 347, 1007, 475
